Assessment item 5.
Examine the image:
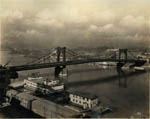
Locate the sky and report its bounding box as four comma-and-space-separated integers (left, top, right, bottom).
0, 0, 150, 49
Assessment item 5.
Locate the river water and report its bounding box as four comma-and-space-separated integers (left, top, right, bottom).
0, 51, 149, 118
66, 65, 149, 118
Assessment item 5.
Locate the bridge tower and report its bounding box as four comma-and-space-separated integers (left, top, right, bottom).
56, 47, 66, 62
118, 49, 128, 61
117, 49, 128, 70
55, 47, 67, 78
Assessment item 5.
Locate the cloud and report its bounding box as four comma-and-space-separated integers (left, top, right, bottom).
88, 23, 124, 36
35, 9, 64, 28
1, 4, 149, 49
36, 9, 55, 20
119, 15, 145, 30
25, 29, 44, 38
94, 10, 116, 24
99, 24, 115, 32
88, 25, 98, 32
35, 18, 64, 28
1, 10, 23, 19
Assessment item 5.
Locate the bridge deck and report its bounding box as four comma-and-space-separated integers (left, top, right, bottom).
5, 58, 145, 72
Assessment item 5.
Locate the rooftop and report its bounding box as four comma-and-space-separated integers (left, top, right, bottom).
70, 91, 98, 100
27, 77, 44, 83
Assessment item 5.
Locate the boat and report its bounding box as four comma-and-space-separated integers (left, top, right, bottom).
24, 77, 64, 94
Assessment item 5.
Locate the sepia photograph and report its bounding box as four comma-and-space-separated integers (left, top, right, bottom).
0, 0, 149, 118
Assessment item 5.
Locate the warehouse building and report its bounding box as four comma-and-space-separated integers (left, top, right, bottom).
69, 91, 98, 110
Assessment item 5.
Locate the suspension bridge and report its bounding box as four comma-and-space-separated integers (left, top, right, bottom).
0, 47, 147, 79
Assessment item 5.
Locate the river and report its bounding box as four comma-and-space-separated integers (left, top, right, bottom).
0, 50, 149, 118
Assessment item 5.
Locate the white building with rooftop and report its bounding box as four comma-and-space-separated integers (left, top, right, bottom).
69, 91, 98, 110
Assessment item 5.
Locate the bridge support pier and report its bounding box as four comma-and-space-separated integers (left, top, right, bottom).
54, 66, 63, 78
54, 66, 68, 78
59, 68, 68, 77
117, 62, 125, 70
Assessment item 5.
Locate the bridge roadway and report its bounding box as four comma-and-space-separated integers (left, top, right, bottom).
2, 58, 145, 72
